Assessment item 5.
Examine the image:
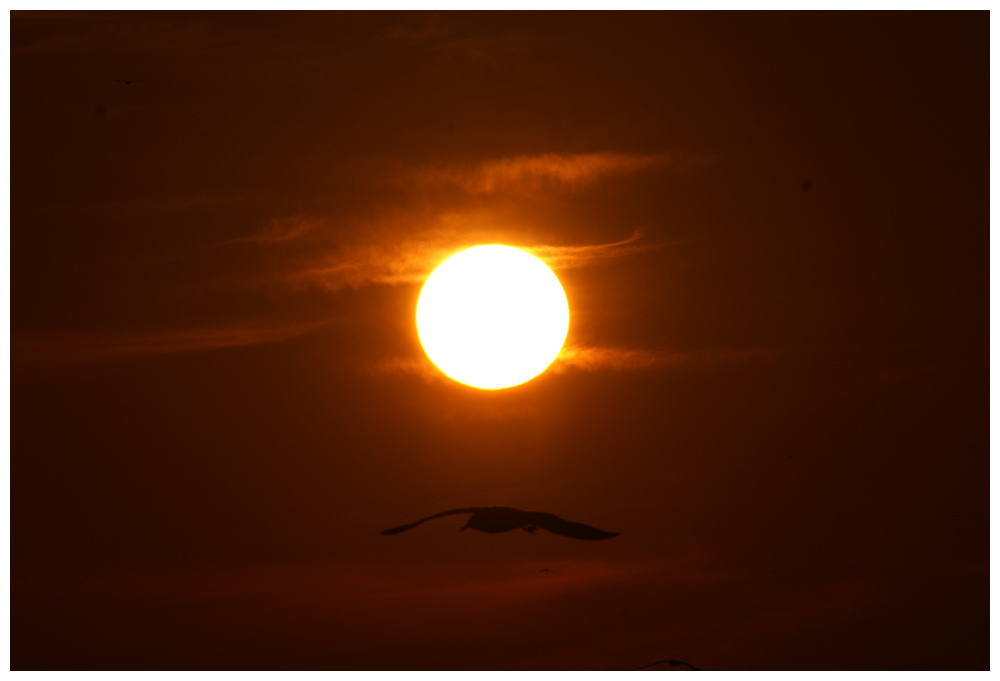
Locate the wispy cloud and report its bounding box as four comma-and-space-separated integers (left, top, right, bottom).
414, 152, 675, 194
553, 345, 786, 373
525, 230, 680, 269
276, 217, 674, 293
290, 230, 666, 291
287, 225, 462, 291
219, 215, 327, 246
365, 355, 442, 381
553, 346, 687, 372
12, 319, 338, 368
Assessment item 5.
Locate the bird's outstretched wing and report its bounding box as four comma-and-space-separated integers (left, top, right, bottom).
381, 507, 486, 535
526, 512, 619, 540
637, 659, 701, 671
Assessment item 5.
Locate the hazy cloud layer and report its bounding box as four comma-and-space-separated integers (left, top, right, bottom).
19, 146, 690, 369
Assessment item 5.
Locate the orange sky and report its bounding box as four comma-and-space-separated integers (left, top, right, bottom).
12, 11, 987, 670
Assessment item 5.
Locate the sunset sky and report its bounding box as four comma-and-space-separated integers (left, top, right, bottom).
11, 11, 988, 670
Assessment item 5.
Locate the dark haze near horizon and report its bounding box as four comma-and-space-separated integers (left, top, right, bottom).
12, 11, 987, 670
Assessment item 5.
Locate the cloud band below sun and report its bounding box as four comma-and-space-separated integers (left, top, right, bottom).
367, 344, 784, 380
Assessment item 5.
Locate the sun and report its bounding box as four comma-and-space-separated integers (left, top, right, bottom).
416, 245, 570, 390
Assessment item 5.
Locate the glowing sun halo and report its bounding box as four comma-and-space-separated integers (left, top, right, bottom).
416, 245, 570, 390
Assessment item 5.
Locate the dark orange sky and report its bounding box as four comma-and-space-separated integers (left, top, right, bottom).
12, 11, 987, 670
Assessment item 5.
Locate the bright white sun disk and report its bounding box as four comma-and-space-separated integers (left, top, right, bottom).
416, 245, 569, 390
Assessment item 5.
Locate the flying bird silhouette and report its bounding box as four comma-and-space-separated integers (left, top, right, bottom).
381, 506, 619, 540
113, 79, 144, 85
637, 659, 702, 671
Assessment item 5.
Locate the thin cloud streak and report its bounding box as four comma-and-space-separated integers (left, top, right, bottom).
288, 226, 670, 292
367, 355, 442, 381
12, 319, 338, 368
525, 230, 683, 269
553, 345, 786, 373
414, 152, 675, 194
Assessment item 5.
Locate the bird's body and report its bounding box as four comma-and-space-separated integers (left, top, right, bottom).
113, 79, 144, 85
381, 506, 619, 540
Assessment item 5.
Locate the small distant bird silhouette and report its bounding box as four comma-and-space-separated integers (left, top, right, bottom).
113, 79, 144, 85
381, 506, 619, 540
539, 568, 554, 573
637, 659, 701, 671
